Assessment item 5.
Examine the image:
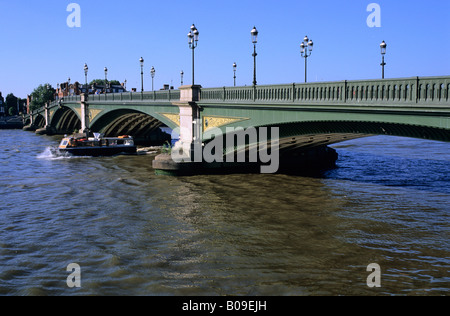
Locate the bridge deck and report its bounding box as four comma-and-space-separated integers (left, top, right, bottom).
27, 76, 449, 117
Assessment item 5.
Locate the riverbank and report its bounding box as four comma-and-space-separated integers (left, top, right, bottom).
0, 116, 23, 129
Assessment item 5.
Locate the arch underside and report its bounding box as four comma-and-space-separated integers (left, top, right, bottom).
208, 120, 450, 159
34, 114, 46, 128
90, 110, 171, 144
276, 120, 450, 151
52, 107, 81, 133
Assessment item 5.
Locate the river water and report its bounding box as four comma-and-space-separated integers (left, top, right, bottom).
0, 129, 448, 296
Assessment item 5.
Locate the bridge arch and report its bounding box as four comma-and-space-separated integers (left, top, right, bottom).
90, 109, 171, 145
272, 120, 450, 150
50, 106, 81, 134
200, 119, 450, 167
34, 114, 46, 128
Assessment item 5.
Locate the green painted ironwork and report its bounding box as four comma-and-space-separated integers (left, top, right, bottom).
27, 76, 450, 118
200, 76, 450, 105
24, 76, 450, 143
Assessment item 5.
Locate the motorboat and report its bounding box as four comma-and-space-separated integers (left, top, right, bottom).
58, 133, 137, 156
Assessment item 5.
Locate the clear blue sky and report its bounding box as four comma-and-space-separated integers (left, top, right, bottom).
0, 0, 449, 98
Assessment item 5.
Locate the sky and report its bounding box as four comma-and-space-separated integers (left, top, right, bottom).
0, 0, 449, 98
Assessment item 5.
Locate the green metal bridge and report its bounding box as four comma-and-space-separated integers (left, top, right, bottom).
25, 76, 450, 143
24, 75, 450, 173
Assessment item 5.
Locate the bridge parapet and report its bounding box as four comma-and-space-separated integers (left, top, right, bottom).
24, 90, 180, 119
32, 90, 179, 109
24, 76, 450, 121
87, 90, 180, 102
61, 95, 81, 103
200, 76, 450, 106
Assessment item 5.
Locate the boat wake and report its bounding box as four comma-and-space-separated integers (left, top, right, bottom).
37, 145, 161, 160
37, 146, 84, 160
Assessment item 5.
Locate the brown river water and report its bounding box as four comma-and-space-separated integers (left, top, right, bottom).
0, 130, 448, 295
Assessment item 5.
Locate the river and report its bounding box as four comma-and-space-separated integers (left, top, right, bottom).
0, 129, 448, 296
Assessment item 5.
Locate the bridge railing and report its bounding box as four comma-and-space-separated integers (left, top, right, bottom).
26, 76, 449, 120
82, 90, 180, 102
200, 76, 450, 106
26, 90, 180, 118
62, 95, 82, 102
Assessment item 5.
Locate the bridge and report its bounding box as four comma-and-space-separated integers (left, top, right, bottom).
24, 76, 450, 174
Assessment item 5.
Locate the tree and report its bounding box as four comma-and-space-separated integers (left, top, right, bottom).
29, 84, 55, 112
5, 93, 18, 116
90, 79, 121, 86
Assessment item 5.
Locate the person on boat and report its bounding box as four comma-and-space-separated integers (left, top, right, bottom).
68, 138, 75, 147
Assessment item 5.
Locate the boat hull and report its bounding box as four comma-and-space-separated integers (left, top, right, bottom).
59, 146, 137, 157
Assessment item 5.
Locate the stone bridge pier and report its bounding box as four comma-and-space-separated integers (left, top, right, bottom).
80, 93, 90, 136
152, 85, 204, 174
35, 102, 56, 135
174, 85, 202, 160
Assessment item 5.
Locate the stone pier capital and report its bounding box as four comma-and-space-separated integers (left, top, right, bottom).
179, 85, 202, 103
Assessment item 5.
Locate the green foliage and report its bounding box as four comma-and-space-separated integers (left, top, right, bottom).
161, 141, 172, 154
5, 93, 18, 116
89, 79, 121, 86
30, 84, 55, 112
6, 93, 18, 108
8, 107, 16, 116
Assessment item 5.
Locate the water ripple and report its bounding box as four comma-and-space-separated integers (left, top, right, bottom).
0, 131, 448, 295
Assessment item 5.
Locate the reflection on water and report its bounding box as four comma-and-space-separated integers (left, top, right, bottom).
0, 131, 448, 295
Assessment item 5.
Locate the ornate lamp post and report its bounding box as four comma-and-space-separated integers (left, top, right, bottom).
67, 77, 71, 96
188, 24, 199, 85
380, 40, 387, 79
151, 66, 156, 91
84, 63, 89, 90
140, 57, 144, 92
180, 70, 184, 86
104, 67, 108, 93
251, 26, 258, 86
300, 36, 314, 83
233, 62, 237, 87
